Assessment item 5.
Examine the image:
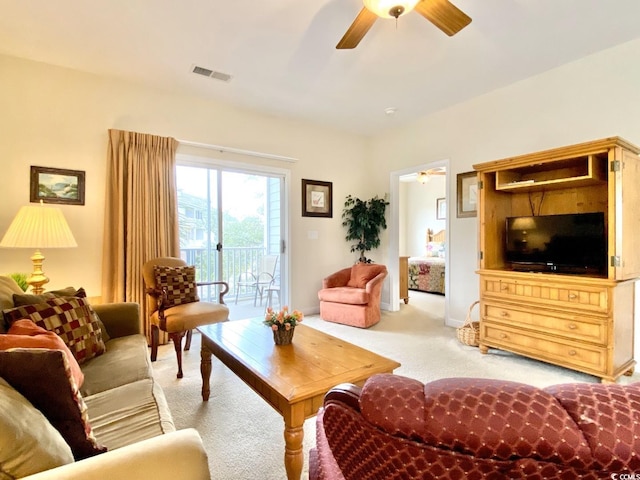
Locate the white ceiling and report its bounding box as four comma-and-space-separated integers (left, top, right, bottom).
2, 0, 640, 136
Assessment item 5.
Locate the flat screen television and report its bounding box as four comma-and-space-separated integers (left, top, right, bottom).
505, 212, 606, 275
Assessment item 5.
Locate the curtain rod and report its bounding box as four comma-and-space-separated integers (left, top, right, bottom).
177, 139, 298, 163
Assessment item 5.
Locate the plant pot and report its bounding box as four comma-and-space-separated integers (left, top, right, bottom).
273, 327, 294, 345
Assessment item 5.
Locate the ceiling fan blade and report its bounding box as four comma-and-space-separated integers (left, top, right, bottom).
336, 7, 378, 49
415, 0, 472, 36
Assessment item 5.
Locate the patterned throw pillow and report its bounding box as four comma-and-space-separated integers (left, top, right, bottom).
0, 348, 106, 460
2, 297, 105, 364
12, 287, 111, 343
1, 319, 84, 387
153, 265, 199, 308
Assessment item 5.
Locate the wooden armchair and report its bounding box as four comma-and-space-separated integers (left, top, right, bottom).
142, 257, 229, 378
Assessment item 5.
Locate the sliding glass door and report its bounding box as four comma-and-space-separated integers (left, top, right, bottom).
176, 164, 284, 319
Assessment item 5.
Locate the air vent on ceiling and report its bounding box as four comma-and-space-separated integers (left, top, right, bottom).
191, 65, 232, 82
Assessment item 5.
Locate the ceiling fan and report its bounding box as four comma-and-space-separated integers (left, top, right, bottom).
336, 0, 471, 49
416, 167, 446, 183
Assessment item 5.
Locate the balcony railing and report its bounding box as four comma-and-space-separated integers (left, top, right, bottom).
180, 246, 269, 303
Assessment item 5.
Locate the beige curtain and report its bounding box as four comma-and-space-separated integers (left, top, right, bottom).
102, 129, 180, 342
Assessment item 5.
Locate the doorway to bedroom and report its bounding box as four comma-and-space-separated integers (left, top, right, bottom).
390, 161, 450, 318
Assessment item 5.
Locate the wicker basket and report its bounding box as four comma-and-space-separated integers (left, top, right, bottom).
456, 300, 480, 347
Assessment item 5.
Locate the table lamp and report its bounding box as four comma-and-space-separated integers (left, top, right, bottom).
0, 202, 77, 294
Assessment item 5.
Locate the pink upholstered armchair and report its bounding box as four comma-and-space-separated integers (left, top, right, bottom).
317, 263, 387, 328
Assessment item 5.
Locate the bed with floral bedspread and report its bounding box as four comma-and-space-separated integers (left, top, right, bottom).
408, 256, 445, 295
407, 229, 446, 295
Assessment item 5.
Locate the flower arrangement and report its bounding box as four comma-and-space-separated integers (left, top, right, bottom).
264, 306, 303, 331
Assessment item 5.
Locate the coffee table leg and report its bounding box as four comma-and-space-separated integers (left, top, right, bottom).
200, 342, 212, 401
284, 403, 305, 480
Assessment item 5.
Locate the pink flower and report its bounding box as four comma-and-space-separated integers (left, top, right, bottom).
271, 324, 278, 331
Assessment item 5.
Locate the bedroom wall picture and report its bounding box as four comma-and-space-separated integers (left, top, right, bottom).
302, 179, 332, 218
436, 198, 446, 219
457, 171, 478, 218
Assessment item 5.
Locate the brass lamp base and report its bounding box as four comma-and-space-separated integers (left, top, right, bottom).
27, 249, 49, 295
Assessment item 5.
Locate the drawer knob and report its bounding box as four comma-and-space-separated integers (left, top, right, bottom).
500, 333, 508, 339
568, 350, 577, 356
500, 311, 509, 317
501, 284, 509, 290
568, 323, 577, 330
569, 293, 578, 300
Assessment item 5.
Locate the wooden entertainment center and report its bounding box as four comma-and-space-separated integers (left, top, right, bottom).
473, 137, 640, 383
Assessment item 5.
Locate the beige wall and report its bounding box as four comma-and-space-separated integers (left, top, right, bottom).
371, 38, 640, 327
0, 54, 368, 312
4, 36, 640, 335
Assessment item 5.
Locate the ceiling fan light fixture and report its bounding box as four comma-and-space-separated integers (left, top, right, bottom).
416, 171, 430, 184
363, 0, 420, 19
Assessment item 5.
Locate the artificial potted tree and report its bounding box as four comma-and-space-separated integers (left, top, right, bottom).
342, 194, 389, 263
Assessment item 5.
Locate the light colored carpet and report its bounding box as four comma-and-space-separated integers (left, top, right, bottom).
152, 292, 639, 479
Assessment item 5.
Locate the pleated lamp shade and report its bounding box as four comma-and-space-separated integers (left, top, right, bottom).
0, 204, 77, 294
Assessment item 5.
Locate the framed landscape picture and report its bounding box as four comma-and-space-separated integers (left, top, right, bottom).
30, 166, 85, 205
302, 179, 332, 218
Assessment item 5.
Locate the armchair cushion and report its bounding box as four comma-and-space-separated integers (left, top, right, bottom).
316, 287, 369, 305
150, 301, 229, 333
347, 263, 386, 288
153, 265, 199, 308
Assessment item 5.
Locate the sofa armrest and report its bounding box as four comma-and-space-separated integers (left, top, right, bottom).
23, 429, 210, 480
324, 383, 362, 412
93, 302, 141, 339
322, 268, 352, 289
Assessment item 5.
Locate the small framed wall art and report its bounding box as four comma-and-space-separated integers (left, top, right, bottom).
436, 197, 446, 220
456, 171, 478, 218
302, 179, 332, 218
30, 166, 86, 206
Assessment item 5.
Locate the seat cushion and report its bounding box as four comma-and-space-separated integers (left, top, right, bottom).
79, 334, 153, 397
318, 287, 369, 305
151, 301, 229, 332
85, 378, 175, 450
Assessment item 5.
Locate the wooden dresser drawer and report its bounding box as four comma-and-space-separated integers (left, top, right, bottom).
481, 276, 609, 313
481, 323, 606, 373
483, 303, 606, 344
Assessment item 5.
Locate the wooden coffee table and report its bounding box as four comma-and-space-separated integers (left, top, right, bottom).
197, 319, 400, 480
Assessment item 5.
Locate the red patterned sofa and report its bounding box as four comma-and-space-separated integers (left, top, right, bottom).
309, 373, 640, 479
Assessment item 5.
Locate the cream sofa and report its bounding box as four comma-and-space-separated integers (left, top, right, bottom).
0, 276, 210, 479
